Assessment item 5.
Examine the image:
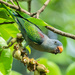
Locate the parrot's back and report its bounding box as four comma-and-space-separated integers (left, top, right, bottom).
5, 7, 44, 45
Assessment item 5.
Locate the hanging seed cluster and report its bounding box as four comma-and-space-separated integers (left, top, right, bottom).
4, 33, 49, 75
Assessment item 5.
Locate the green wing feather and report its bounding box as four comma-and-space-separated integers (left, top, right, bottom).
24, 21, 43, 44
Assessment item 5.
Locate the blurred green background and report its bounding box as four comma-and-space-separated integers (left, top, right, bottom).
0, 0, 75, 75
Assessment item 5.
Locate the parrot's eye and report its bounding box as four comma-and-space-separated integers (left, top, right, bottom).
54, 41, 57, 44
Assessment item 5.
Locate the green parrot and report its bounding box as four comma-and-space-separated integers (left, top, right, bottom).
3, 5, 63, 54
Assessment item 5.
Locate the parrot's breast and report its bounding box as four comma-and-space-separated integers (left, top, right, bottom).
27, 38, 46, 52
26, 34, 51, 52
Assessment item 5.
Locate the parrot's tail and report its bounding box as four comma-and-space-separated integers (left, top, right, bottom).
2, 4, 26, 38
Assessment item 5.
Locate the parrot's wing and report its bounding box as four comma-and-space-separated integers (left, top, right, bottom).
15, 15, 44, 45
24, 21, 44, 44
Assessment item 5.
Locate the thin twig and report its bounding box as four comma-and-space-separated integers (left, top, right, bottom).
10, 0, 15, 5
37, 0, 50, 14
45, 26, 75, 39
3, 43, 13, 48
30, 12, 36, 17
15, 0, 21, 10
31, 0, 50, 18
28, 0, 31, 12
0, 22, 15, 25
7, 37, 13, 44
0, 0, 31, 15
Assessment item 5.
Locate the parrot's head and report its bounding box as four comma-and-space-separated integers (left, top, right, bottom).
51, 40, 63, 54
42, 38, 63, 54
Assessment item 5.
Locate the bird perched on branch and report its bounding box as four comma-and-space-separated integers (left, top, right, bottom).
3, 5, 63, 54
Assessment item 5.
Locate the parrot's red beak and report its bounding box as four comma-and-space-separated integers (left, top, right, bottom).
57, 46, 63, 53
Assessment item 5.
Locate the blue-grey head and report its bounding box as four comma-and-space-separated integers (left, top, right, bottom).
42, 38, 63, 54
51, 39, 63, 54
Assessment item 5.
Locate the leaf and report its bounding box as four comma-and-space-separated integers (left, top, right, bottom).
17, 11, 30, 19
17, 11, 51, 27
0, 8, 10, 19
22, 40, 31, 54
10, 70, 22, 75
0, 63, 5, 75
0, 6, 13, 20
0, 22, 19, 41
0, 9, 19, 40
0, 18, 13, 24
28, 17, 50, 27
0, 37, 13, 75
0, 7, 19, 41
0, 5, 19, 41
26, 45, 31, 54
66, 62, 75, 75
37, 58, 61, 75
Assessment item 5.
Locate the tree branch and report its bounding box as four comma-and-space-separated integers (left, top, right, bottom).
46, 26, 75, 39
0, 0, 31, 15
31, 0, 50, 18
1, 0, 75, 40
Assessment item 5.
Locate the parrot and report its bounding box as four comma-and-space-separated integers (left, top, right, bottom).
3, 5, 63, 54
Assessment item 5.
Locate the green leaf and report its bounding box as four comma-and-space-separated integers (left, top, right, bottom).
0, 8, 10, 19
0, 63, 5, 75
22, 40, 31, 54
28, 17, 50, 27
66, 62, 75, 75
17, 11, 30, 19
0, 18, 13, 24
0, 9, 19, 40
0, 4, 19, 40
37, 58, 61, 75
0, 6, 13, 20
0, 7, 19, 41
10, 70, 22, 75
0, 22, 19, 41
17, 11, 52, 27
26, 45, 31, 54
0, 37, 13, 75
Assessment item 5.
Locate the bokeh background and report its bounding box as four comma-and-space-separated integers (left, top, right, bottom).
1, 0, 75, 75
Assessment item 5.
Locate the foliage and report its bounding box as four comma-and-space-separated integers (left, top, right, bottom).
10, 70, 22, 75
0, 37, 13, 75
